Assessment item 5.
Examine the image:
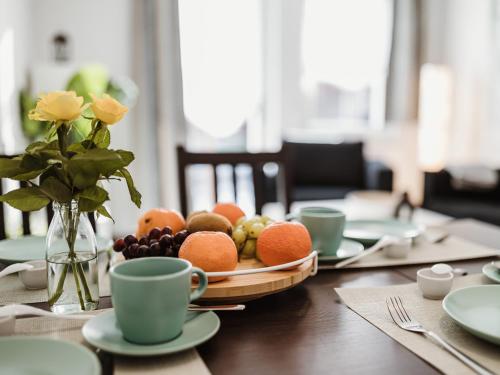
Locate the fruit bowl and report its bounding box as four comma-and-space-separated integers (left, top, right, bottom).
111, 250, 318, 303
193, 251, 318, 303
112, 208, 318, 304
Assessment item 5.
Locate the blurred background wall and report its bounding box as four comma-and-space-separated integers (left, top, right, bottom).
1, 0, 500, 234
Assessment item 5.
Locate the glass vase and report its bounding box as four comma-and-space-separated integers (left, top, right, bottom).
46, 200, 99, 314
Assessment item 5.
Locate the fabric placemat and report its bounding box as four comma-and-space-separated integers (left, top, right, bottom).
12, 310, 211, 375
320, 236, 499, 269
335, 274, 499, 374
0, 256, 111, 305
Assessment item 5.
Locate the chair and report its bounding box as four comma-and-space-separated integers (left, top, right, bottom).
176, 145, 291, 217
283, 141, 393, 201
423, 169, 500, 225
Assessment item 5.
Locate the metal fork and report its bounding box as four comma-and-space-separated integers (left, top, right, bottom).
386, 296, 493, 375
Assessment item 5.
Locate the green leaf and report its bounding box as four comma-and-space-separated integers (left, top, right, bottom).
39, 176, 72, 202
117, 168, 141, 208
0, 157, 24, 178
0, 187, 50, 211
93, 127, 110, 148
26, 141, 49, 153
67, 143, 86, 154
68, 164, 100, 190
40, 166, 71, 188
96, 205, 114, 222
79, 185, 109, 201
68, 148, 128, 189
78, 185, 109, 212
21, 154, 45, 171
0, 157, 46, 181
116, 150, 134, 166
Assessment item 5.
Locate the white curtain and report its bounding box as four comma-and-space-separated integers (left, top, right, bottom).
178, 0, 261, 140
420, 0, 496, 167
131, 0, 185, 214
302, 0, 392, 91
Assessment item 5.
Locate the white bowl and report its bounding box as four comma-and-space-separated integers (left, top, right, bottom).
383, 238, 411, 259
18, 260, 47, 290
417, 267, 453, 300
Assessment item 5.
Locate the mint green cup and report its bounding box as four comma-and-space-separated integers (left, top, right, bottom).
289, 207, 346, 256
110, 257, 208, 345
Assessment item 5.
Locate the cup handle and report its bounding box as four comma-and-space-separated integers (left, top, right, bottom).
285, 213, 298, 221
190, 267, 208, 302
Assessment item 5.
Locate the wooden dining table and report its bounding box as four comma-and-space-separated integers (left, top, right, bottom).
28, 217, 499, 374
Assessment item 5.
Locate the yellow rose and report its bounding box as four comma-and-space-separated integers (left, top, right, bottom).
29, 91, 87, 122
90, 94, 128, 125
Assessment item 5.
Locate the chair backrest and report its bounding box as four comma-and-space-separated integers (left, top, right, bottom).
177, 145, 291, 217
284, 141, 365, 188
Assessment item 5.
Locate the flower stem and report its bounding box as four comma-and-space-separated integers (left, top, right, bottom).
48, 202, 95, 309
77, 262, 94, 303
48, 263, 68, 305
71, 261, 85, 310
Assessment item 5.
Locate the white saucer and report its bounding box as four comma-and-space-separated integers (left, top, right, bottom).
317, 239, 364, 262
82, 310, 220, 356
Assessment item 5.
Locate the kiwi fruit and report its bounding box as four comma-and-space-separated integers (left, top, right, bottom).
186, 210, 208, 222
187, 212, 232, 235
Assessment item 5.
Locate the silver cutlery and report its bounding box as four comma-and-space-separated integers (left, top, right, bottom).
188, 304, 245, 311
0, 303, 246, 320
334, 235, 398, 269
386, 296, 493, 375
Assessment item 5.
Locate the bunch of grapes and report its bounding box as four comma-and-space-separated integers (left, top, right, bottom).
113, 226, 190, 260
232, 215, 274, 259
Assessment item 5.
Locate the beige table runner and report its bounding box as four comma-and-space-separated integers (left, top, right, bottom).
0, 258, 111, 305
12, 310, 210, 374
321, 236, 499, 269
335, 274, 499, 374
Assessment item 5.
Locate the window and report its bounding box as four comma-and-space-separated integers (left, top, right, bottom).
299, 0, 393, 131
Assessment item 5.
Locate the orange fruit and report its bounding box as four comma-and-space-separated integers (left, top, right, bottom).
256, 222, 312, 267
212, 202, 245, 225
179, 231, 238, 282
136, 209, 186, 237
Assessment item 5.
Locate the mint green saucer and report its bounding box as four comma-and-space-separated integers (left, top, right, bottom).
443, 285, 500, 345
82, 310, 220, 356
482, 262, 500, 283
0, 337, 100, 375
317, 239, 364, 262
344, 219, 423, 246
0, 235, 113, 264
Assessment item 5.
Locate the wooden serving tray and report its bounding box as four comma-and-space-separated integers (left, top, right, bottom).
194, 258, 315, 303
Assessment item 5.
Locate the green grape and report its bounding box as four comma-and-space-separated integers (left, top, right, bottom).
240, 239, 256, 259
235, 216, 246, 227
232, 228, 247, 248
248, 222, 265, 239
261, 215, 273, 225
242, 220, 255, 232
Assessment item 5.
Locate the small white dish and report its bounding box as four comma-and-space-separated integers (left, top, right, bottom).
18, 260, 47, 290
383, 238, 411, 259
0, 315, 15, 336
417, 267, 453, 300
